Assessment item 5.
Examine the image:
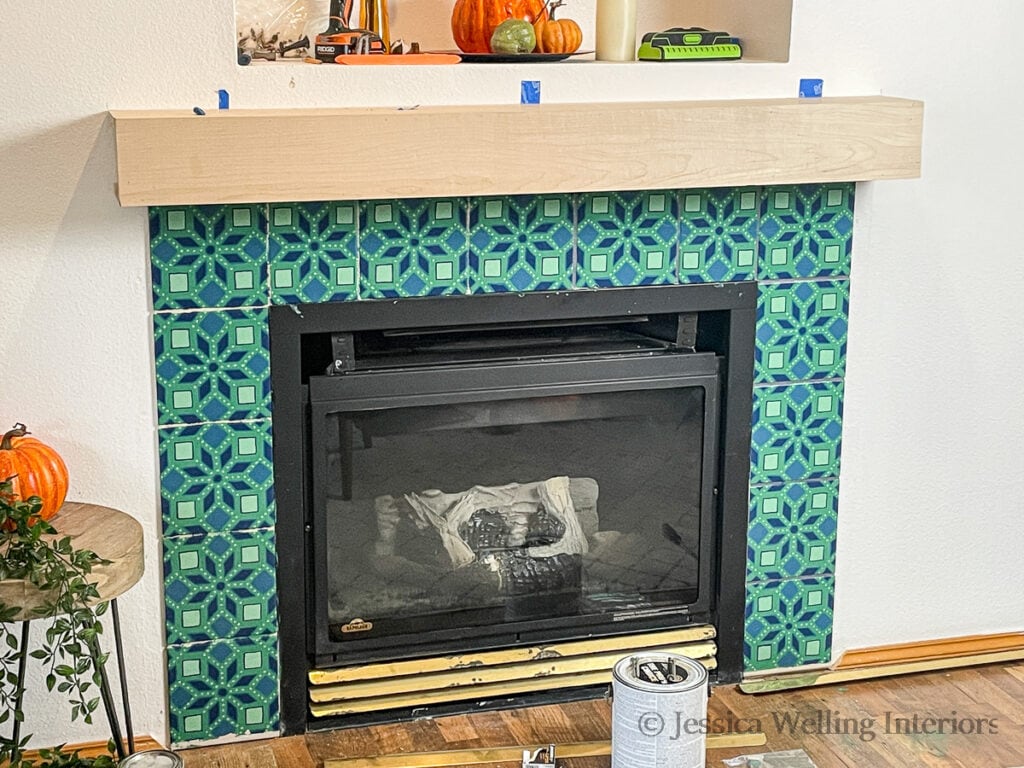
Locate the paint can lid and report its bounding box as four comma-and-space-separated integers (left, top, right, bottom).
612, 652, 708, 693
118, 749, 185, 768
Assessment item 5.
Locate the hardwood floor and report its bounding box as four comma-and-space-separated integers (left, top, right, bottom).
180, 662, 1024, 767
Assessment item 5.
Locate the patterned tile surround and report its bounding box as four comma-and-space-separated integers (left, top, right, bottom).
148, 183, 853, 743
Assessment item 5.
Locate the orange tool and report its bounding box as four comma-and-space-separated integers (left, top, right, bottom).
314, 0, 386, 62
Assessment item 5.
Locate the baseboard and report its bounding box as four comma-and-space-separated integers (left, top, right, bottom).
740, 632, 1024, 694
836, 631, 1024, 668
15, 735, 163, 762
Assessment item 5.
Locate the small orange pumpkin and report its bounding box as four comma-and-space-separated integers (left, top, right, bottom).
451, 0, 549, 54
0, 423, 69, 521
533, 0, 582, 54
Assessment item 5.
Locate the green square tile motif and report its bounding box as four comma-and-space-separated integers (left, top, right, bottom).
167, 634, 279, 743
269, 201, 358, 303
163, 530, 278, 645
149, 205, 268, 311
755, 280, 849, 383
759, 184, 854, 279
745, 578, 834, 671
360, 197, 467, 298
751, 381, 844, 484
153, 309, 270, 425
747, 480, 839, 581
576, 191, 677, 288
468, 195, 573, 293
158, 421, 274, 536
678, 187, 759, 283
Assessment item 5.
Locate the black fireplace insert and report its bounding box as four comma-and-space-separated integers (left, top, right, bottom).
270, 285, 755, 733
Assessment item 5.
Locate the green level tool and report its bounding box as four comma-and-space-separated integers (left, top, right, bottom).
637, 27, 742, 61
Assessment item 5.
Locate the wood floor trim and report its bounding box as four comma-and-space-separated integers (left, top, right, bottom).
836, 631, 1024, 668
740, 647, 1024, 693
309, 625, 715, 685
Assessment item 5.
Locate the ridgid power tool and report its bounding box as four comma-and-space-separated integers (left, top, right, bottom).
315, 0, 386, 61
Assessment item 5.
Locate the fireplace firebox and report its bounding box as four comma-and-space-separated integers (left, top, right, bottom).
270, 284, 755, 733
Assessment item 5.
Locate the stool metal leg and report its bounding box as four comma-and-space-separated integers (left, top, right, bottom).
9, 621, 30, 764
111, 599, 135, 753
87, 629, 126, 761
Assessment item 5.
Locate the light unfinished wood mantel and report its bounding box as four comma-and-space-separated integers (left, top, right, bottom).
110, 96, 923, 206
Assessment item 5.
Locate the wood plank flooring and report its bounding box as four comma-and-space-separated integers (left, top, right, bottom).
180, 661, 1024, 767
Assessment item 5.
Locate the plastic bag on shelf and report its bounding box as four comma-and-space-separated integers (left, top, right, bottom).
236, 0, 326, 56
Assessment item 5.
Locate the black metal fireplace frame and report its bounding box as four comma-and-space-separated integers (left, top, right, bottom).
270, 284, 756, 735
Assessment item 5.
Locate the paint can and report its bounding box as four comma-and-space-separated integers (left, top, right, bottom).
118, 749, 184, 768
611, 652, 709, 768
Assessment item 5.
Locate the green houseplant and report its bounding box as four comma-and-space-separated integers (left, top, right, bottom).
0, 478, 116, 768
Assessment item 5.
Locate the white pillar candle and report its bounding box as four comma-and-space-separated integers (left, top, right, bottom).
595, 0, 638, 61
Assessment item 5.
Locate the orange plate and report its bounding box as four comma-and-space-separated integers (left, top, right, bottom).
334, 53, 462, 65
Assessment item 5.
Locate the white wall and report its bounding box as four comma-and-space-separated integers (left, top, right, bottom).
1, 0, 1022, 749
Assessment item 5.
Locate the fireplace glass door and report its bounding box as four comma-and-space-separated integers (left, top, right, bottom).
309, 353, 720, 662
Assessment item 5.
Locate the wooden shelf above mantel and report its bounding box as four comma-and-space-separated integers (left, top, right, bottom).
110, 96, 923, 207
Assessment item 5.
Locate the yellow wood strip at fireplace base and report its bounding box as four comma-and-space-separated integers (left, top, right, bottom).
310, 625, 715, 685
311, 641, 717, 703
311, 656, 717, 717
323, 733, 767, 768
836, 632, 1024, 669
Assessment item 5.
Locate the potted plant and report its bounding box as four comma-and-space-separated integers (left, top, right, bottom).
0, 478, 116, 768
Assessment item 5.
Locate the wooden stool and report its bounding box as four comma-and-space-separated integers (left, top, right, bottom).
0, 503, 144, 762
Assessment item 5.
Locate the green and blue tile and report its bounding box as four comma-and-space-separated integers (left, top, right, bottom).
359, 198, 467, 298
268, 201, 359, 303
159, 420, 274, 536
745, 577, 834, 671
149, 205, 269, 311
576, 191, 677, 287
167, 633, 279, 743
759, 184, 854, 280
747, 481, 838, 582
751, 381, 844, 484
153, 308, 270, 425
677, 187, 758, 283
163, 529, 278, 644
755, 280, 849, 383
468, 195, 574, 292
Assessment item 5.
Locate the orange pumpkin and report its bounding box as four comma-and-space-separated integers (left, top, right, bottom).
0, 423, 69, 521
533, 1, 582, 54
451, 0, 549, 54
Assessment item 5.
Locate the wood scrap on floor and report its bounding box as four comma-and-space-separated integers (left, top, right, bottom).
322, 733, 768, 768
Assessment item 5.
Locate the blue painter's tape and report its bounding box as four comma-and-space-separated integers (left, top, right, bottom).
799, 79, 823, 98
218, 89, 230, 110
521, 80, 541, 105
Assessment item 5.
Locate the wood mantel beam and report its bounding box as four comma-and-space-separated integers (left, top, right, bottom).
110, 96, 923, 207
